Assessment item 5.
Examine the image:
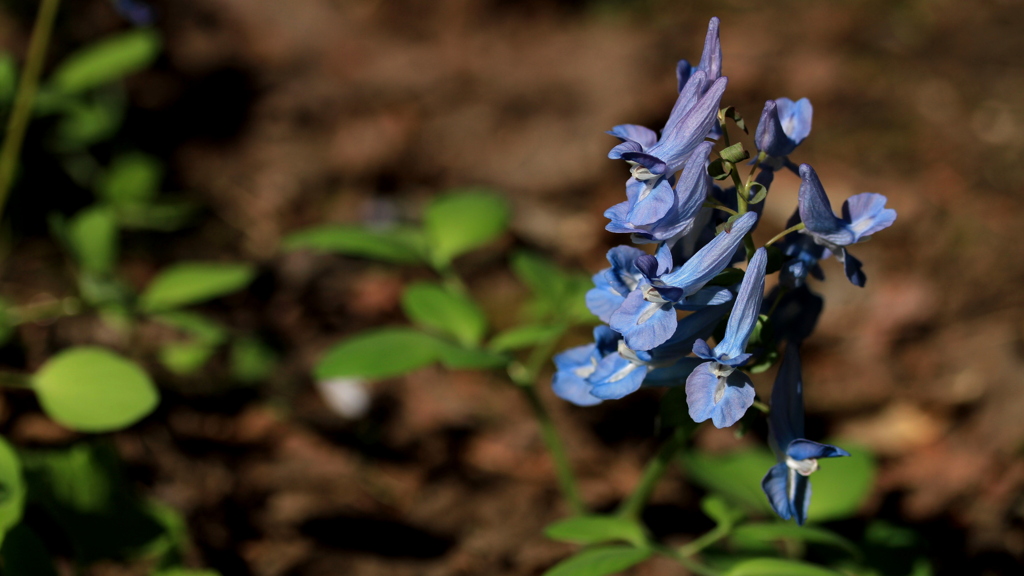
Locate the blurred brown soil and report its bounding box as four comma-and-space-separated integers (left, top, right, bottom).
6, 0, 1024, 574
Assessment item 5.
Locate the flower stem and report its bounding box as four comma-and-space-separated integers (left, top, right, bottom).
0, 0, 61, 219
656, 544, 723, 576
764, 222, 805, 247
701, 201, 737, 216
616, 426, 689, 519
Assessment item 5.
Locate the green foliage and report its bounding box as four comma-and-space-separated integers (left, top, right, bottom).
138, 262, 256, 313
67, 205, 119, 275
230, 337, 278, 383
152, 569, 222, 576
158, 341, 217, 376
701, 494, 744, 530
0, 437, 26, 547
544, 516, 647, 548
0, 524, 58, 576
488, 324, 563, 352
315, 327, 443, 381
282, 224, 426, 264
401, 281, 488, 347
48, 29, 162, 95
725, 558, 845, 576
436, 342, 508, 370
54, 91, 126, 150
730, 523, 861, 558
682, 449, 778, 514
32, 347, 158, 432
806, 443, 876, 522
720, 142, 750, 164
0, 53, 15, 105
424, 190, 509, 266
511, 251, 593, 325
543, 545, 651, 576
99, 151, 162, 207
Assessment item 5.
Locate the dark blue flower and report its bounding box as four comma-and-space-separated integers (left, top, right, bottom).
685, 247, 767, 428
111, 0, 155, 25
755, 98, 813, 159
796, 164, 897, 287
763, 285, 823, 345
761, 345, 850, 524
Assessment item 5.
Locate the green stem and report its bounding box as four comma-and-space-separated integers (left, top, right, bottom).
656, 544, 722, 576
0, 0, 61, 217
678, 523, 732, 557
764, 222, 806, 247
701, 201, 737, 216
617, 426, 689, 519
0, 370, 31, 388
519, 382, 586, 515
744, 151, 766, 190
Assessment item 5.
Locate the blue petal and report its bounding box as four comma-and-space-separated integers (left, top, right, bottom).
841, 249, 866, 287
765, 285, 823, 345
590, 353, 649, 399
626, 178, 676, 225
768, 344, 805, 451
609, 288, 678, 351
685, 363, 755, 428
762, 463, 793, 521
685, 361, 720, 423
691, 338, 715, 361
792, 473, 812, 526
607, 124, 658, 148
786, 439, 850, 461
652, 304, 730, 361
677, 285, 734, 309
776, 97, 813, 145
643, 357, 703, 387
755, 100, 795, 157
713, 248, 767, 362
675, 59, 693, 93
586, 276, 626, 323
710, 370, 756, 428
661, 212, 758, 294
604, 201, 635, 234
651, 75, 729, 173
606, 245, 646, 292
841, 193, 897, 242
797, 165, 853, 245
593, 325, 622, 356
553, 343, 596, 373
695, 17, 722, 82
552, 369, 603, 406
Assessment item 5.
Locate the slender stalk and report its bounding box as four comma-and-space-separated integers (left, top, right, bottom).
657, 544, 722, 576
678, 524, 732, 557
744, 150, 766, 190
0, 0, 61, 217
616, 426, 689, 518
764, 222, 806, 247
701, 201, 737, 216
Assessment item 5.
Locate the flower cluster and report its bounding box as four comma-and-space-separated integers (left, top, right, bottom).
552, 17, 896, 524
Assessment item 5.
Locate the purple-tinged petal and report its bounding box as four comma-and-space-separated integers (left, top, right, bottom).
786, 439, 851, 461
691, 338, 714, 360
696, 17, 722, 82
605, 245, 646, 293
686, 364, 755, 428
590, 353, 649, 399
643, 357, 703, 387
755, 100, 793, 157
661, 212, 757, 295
713, 248, 767, 362
776, 98, 812, 145
841, 249, 866, 287
762, 463, 793, 521
626, 178, 676, 226
768, 345, 805, 451
712, 370, 756, 428
669, 141, 715, 233
620, 152, 669, 178
609, 288, 677, 351
608, 139, 645, 160
607, 124, 658, 148
797, 164, 853, 245
677, 286, 733, 310
650, 76, 729, 173
552, 344, 602, 406
684, 361, 719, 422
792, 472, 812, 526
676, 59, 693, 93
841, 192, 897, 242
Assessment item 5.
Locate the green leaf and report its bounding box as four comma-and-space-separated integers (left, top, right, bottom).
725, 558, 844, 576
32, 347, 159, 432
731, 523, 860, 558
230, 337, 277, 383
139, 262, 256, 313
151, 311, 229, 345
436, 343, 508, 370
0, 437, 25, 547
401, 282, 488, 347
282, 224, 426, 264
315, 327, 442, 381
49, 29, 161, 94
0, 53, 17, 105
721, 106, 747, 133
424, 190, 509, 266
488, 324, 563, 352
806, 442, 876, 522
544, 516, 647, 547
720, 143, 750, 164
709, 158, 734, 180
158, 341, 216, 376
67, 206, 119, 275
0, 525, 58, 576
510, 252, 595, 325
99, 152, 163, 207
54, 92, 126, 150
152, 569, 222, 576
748, 182, 768, 205
511, 250, 562, 297
682, 448, 778, 513
543, 545, 651, 576
701, 494, 744, 529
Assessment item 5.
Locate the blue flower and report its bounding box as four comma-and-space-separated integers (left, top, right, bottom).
685, 247, 767, 428
755, 98, 813, 159
763, 285, 823, 346
796, 164, 897, 287
111, 0, 155, 25
586, 246, 647, 323
551, 326, 621, 406
761, 345, 849, 524
604, 142, 713, 243
609, 212, 757, 351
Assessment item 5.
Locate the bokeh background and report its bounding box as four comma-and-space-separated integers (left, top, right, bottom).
2, 0, 1024, 574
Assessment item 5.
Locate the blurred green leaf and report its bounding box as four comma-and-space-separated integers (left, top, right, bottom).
725, 558, 844, 576
282, 224, 425, 264
658, 387, 698, 431
315, 327, 442, 381
49, 29, 161, 95
158, 341, 216, 376
682, 448, 777, 514
543, 545, 651, 576
139, 499, 189, 564
807, 442, 875, 523
54, 92, 125, 150
436, 343, 508, 370
151, 311, 228, 345
139, 262, 256, 313
0, 53, 16, 105
67, 205, 119, 276
151, 569, 222, 576
488, 324, 563, 352
511, 250, 562, 297
0, 525, 58, 576
544, 516, 647, 547
701, 494, 744, 529
32, 347, 158, 432
424, 190, 509, 266
99, 152, 162, 207
0, 437, 25, 547
230, 337, 277, 383
510, 251, 595, 325
401, 281, 488, 347
730, 523, 861, 558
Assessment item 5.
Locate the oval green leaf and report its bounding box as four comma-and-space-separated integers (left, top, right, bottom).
731, 523, 861, 558
488, 324, 563, 352
315, 327, 442, 381
67, 206, 119, 275
806, 442, 876, 522
32, 347, 158, 432
401, 282, 488, 347
682, 448, 778, 513
725, 558, 844, 576
544, 516, 647, 548
139, 262, 256, 313
544, 545, 651, 576
437, 343, 508, 370
425, 190, 509, 266
49, 29, 161, 95
282, 224, 425, 264
0, 437, 25, 546
99, 152, 163, 207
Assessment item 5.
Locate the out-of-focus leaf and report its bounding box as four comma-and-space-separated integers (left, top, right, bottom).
282, 224, 425, 264
511, 251, 562, 297
436, 343, 508, 370
682, 448, 777, 514
543, 545, 651, 576
725, 558, 844, 576
807, 442, 875, 523
32, 347, 158, 432
544, 516, 647, 547
138, 499, 189, 564
730, 523, 861, 558
0, 437, 26, 547
151, 569, 222, 576
0, 525, 57, 576
67, 206, 119, 275
139, 262, 255, 313
99, 152, 162, 207
151, 311, 228, 345
488, 324, 563, 352
424, 190, 509, 266
230, 337, 277, 383
0, 53, 16, 105
701, 494, 744, 529
510, 252, 594, 325
401, 281, 488, 347
54, 92, 125, 149
315, 327, 442, 381
158, 341, 216, 376
49, 29, 161, 94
